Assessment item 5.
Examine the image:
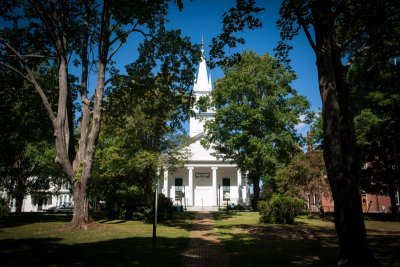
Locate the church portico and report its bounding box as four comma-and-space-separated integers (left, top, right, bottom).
163, 164, 247, 209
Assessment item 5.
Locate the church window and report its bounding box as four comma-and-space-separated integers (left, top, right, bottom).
223, 178, 230, 200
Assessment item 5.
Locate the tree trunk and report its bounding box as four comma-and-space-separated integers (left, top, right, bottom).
311, 1, 379, 266
15, 194, 23, 214
388, 183, 398, 215
69, 0, 110, 228
71, 180, 89, 228
15, 163, 27, 214
250, 173, 260, 210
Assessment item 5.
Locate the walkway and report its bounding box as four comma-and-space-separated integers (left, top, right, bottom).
183, 212, 230, 267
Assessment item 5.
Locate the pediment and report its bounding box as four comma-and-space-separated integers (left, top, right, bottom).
188, 134, 219, 162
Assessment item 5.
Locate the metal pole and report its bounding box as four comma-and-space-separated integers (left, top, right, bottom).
153, 169, 160, 246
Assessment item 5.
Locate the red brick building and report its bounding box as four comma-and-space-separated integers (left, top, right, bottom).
299, 189, 398, 213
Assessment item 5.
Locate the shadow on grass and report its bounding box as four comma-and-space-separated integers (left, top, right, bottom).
217, 224, 338, 267
211, 211, 238, 221
215, 215, 400, 267
1, 211, 196, 232
0, 235, 190, 267
0, 213, 72, 229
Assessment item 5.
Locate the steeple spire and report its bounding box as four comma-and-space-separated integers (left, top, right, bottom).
201, 34, 204, 56
194, 35, 212, 92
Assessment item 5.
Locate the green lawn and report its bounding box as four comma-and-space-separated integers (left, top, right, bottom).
0, 212, 195, 267
1, 212, 399, 267
213, 212, 400, 267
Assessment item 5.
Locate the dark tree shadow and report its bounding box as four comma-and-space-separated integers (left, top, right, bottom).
0, 236, 190, 267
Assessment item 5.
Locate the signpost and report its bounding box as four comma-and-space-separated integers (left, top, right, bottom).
152, 169, 160, 246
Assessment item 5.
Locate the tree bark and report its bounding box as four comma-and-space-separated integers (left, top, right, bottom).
388, 183, 398, 215
250, 173, 260, 210
311, 1, 379, 266
70, 0, 111, 227
15, 194, 23, 214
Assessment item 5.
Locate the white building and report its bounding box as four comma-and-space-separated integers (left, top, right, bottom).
7, 182, 72, 212
161, 46, 250, 211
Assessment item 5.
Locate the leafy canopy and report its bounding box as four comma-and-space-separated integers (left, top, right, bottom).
204, 50, 310, 182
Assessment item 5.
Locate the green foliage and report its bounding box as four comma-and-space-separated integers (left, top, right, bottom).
91, 25, 198, 217
203, 50, 311, 206
0, 65, 62, 211
309, 110, 323, 149
1, 0, 194, 222
104, 187, 174, 222
154, 193, 175, 221
209, 0, 264, 68
258, 194, 306, 224
276, 150, 329, 197
346, 5, 400, 206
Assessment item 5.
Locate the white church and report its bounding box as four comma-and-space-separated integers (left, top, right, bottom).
161, 46, 250, 211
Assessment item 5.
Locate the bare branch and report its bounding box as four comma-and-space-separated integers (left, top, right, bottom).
0, 37, 56, 122
9, 53, 56, 60
109, 21, 139, 46
292, 1, 316, 53
108, 23, 153, 61
107, 40, 124, 61
104, 74, 130, 87
0, 61, 33, 84
28, 0, 62, 56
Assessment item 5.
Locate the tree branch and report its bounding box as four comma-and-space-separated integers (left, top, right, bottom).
28, 0, 62, 57
104, 74, 130, 87
0, 37, 56, 122
108, 26, 152, 61
0, 62, 33, 84
108, 21, 139, 46
9, 53, 56, 60
292, 1, 317, 53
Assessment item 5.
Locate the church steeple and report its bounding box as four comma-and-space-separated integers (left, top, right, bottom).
190, 37, 214, 137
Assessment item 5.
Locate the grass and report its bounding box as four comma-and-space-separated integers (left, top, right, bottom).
0, 212, 195, 267
213, 212, 400, 267
1, 211, 399, 266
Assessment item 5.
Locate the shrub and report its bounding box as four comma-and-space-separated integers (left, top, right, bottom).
258, 194, 306, 224
155, 194, 175, 221
234, 204, 246, 211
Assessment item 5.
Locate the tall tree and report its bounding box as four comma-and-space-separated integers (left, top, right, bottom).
203, 51, 310, 209
0, 65, 63, 213
277, 1, 376, 265
92, 33, 198, 216
351, 59, 400, 215
276, 150, 330, 200
0, 0, 189, 228
211, 0, 399, 265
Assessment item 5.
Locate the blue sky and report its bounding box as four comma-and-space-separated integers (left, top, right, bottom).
104, 0, 321, 136
168, 1, 320, 133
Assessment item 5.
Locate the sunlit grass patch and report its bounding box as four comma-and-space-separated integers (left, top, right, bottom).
0, 212, 194, 266
213, 211, 400, 267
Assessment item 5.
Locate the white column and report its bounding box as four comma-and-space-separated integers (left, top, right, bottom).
243, 171, 248, 204
212, 167, 218, 206
188, 167, 194, 206
237, 169, 242, 204
163, 169, 169, 197
237, 169, 242, 186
